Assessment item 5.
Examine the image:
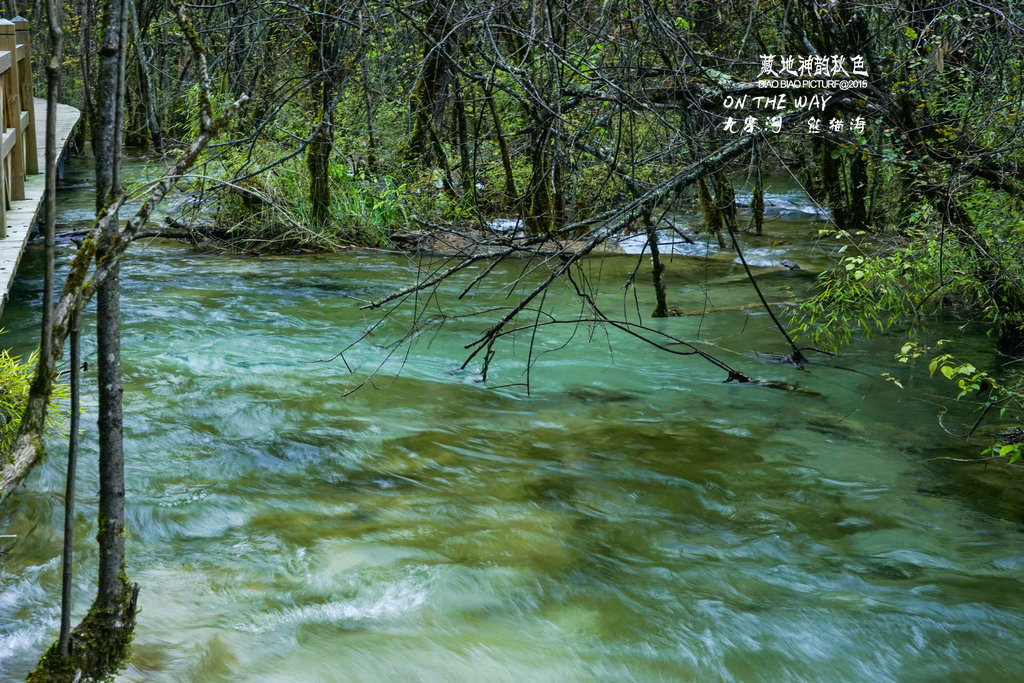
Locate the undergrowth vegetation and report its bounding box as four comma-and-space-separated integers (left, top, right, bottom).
208, 152, 406, 251
0, 344, 67, 462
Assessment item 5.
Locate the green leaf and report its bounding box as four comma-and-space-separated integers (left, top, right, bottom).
940, 365, 955, 379
904, 26, 918, 40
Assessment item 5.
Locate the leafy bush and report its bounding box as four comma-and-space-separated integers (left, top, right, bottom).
1, 346, 68, 462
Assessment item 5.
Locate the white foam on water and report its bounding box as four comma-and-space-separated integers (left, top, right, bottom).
733, 247, 795, 268
235, 568, 431, 634
616, 231, 719, 257
489, 219, 522, 233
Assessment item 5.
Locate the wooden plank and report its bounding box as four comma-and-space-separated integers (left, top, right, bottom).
0, 50, 9, 73
1, 127, 14, 156
0, 97, 80, 318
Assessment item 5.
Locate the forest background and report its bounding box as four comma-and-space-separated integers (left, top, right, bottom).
24, 0, 1018, 458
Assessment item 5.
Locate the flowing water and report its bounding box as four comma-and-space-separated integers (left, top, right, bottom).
1, 158, 1024, 681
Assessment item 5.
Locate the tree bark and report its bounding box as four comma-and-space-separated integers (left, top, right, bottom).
59, 305, 81, 657
645, 210, 668, 317
749, 170, 765, 235
305, 0, 333, 229
76, 0, 96, 147
93, 0, 137, 665
127, 0, 163, 153
405, 9, 447, 163
485, 89, 517, 205
360, 55, 378, 173
698, 176, 726, 248
453, 73, 471, 190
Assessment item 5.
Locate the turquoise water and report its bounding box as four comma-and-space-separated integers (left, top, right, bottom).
1, 160, 1023, 680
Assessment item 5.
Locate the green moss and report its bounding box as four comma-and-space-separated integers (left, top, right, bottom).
60, 237, 97, 298
28, 583, 139, 682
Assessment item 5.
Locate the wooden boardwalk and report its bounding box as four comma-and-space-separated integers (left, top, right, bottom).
0, 97, 80, 319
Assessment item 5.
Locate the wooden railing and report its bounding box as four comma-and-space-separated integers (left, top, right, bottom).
0, 16, 38, 239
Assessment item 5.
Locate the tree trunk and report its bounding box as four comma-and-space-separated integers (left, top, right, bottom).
360, 56, 378, 173
59, 305, 81, 657
91, 0, 138, 671
305, 0, 334, 229
821, 140, 848, 230
127, 0, 163, 153
486, 89, 517, 205
405, 11, 446, 163
645, 210, 668, 317
76, 0, 96, 148
848, 149, 868, 231
307, 113, 333, 229
749, 181, 765, 235
29, 0, 140, 670
715, 171, 738, 234
42, 0, 74, 659
748, 149, 764, 235
453, 73, 471, 191
699, 176, 726, 248
526, 125, 554, 234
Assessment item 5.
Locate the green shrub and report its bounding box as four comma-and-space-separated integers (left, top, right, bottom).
1, 344, 69, 462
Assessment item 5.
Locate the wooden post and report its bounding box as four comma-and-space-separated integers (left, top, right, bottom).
13, 16, 37, 175
0, 21, 7, 238
0, 18, 24, 201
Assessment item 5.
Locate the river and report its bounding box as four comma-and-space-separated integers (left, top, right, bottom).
2, 156, 1023, 680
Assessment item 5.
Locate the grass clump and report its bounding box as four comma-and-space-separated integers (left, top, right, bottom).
1, 342, 68, 463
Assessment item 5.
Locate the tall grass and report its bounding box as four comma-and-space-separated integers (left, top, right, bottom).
1, 345, 68, 462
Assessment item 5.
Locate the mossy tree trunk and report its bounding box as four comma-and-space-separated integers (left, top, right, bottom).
715, 171, 738, 235
749, 181, 765, 235
747, 148, 764, 235
821, 140, 849, 230
305, 0, 338, 230
29, 5, 248, 681
848, 148, 869, 231
698, 176, 726, 248
93, 0, 140, 674
405, 6, 448, 164
30, 0, 147, 675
